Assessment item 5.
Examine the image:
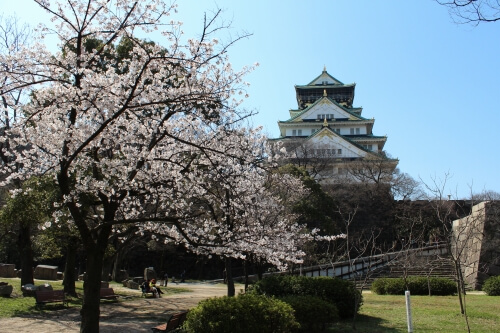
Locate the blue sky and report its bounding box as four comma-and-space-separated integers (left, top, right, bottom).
4, 0, 500, 199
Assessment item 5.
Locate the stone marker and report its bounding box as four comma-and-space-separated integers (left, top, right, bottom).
0, 264, 16, 278
34, 265, 58, 280
0, 284, 13, 297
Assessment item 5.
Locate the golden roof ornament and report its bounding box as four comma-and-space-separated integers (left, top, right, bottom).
323, 89, 327, 97
323, 65, 327, 72
323, 118, 328, 127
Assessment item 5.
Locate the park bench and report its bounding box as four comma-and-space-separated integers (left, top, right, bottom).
100, 287, 119, 300
34, 290, 68, 308
141, 282, 156, 297
151, 311, 188, 332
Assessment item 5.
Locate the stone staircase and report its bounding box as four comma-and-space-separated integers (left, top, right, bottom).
353, 253, 457, 289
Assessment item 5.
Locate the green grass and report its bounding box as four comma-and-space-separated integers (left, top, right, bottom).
4, 279, 498, 332
0, 278, 190, 318
329, 292, 500, 333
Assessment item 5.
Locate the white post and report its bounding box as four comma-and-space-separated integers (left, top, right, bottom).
405, 290, 414, 333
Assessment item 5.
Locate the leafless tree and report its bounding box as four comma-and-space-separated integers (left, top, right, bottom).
422, 173, 475, 332
0, 14, 31, 132
0, 15, 34, 286
436, 0, 500, 25
280, 140, 338, 178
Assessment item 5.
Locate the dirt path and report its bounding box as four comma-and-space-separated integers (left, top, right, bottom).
0, 283, 228, 333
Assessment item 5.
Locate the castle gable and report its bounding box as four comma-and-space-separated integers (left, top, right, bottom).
308, 70, 343, 86
306, 127, 368, 159
296, 97, 362, 122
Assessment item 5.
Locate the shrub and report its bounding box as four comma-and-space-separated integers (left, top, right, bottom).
250, 275, 361, 319
371, 278, 405, 295
370, 278, 388, 295
427, 277, 456, 296
371, 277, 455, 296
483, 275, 500, 296
280, 295, 339, 332
183, 294, 299, 333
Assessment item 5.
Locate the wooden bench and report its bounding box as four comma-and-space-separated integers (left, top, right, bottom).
151, 311, 188, 332
100, 288, 119, 300
34, 290, 68, 308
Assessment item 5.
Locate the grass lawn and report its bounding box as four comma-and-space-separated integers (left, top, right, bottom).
0, 277, 190, 318
329, 292, 500, 333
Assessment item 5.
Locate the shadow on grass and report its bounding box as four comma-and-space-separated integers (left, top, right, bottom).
328, 314, 402, 333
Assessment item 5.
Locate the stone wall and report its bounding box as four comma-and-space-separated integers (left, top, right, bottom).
452, 201, 500, 289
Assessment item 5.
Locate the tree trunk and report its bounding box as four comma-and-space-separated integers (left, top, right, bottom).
454, 260, 465, 315
225, 257, 235, 297
243, 259, 249, 292
80, 245, 106, 333
111, 250, 122, 282
101, 255, 114, 282
63, 238, 78, 297
17, 224, 34, 286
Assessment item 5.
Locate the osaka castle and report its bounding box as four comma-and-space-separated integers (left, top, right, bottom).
274, 68, 398, 183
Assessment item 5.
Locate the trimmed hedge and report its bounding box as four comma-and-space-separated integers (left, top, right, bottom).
371, 277, 456, 296
482, 275, 500, 296
279, 295, 339, 332
250, 275, 361, 319
183, 294, 298, 333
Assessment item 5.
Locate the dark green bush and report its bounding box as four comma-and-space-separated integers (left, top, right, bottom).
250, 275, 361, 319
183, 294, 299, 333
371, 277, 455, 296
482, 275, 500, 296
280, 295, 339, 332
427, 277, 456, 296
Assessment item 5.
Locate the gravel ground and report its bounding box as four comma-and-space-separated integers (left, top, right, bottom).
0, 283, 228, 333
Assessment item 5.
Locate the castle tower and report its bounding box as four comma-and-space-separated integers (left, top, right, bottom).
274, 68, 398, 182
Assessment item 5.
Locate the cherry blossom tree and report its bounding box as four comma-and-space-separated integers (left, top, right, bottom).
157, 129, 312, 295
0, 1, 314, 332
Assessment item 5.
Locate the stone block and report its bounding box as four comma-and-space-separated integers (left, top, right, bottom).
127, 280, 140, 290
34, 265, 58, 280
144, 267, 156, 281
0, 284, 13, 297
0, 264, 16, 278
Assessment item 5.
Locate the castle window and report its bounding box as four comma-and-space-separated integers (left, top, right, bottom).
297, 129, 302, 136
317, 114, 334, 120
292, 130, 296, 136
350, 128, 354, 135
338, 149, 342, 155
356, 128, 360, 134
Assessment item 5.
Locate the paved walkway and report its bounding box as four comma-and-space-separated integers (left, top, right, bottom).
0, 283, 228, 333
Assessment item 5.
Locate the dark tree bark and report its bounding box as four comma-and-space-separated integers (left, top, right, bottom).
225, 257, 235, 297
101, 256, 113, 282
243, 258, 249, 292
17, 224, 34, 286
80, 246, 106, 333
111, 250, 122, 282
79, 225, 111, 333
63, 237, 79, 296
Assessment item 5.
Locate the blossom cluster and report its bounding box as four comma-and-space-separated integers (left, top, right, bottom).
0, 0, 326, 269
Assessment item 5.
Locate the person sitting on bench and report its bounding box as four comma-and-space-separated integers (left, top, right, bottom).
149, 278, 164, 297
